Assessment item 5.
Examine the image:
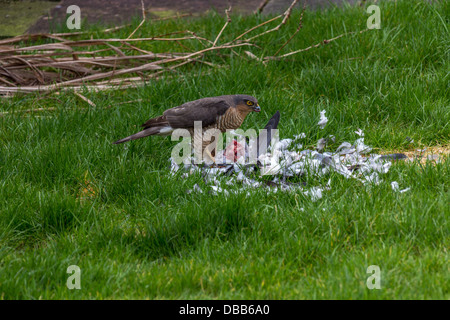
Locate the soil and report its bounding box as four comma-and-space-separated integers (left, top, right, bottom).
0, 0, 365, 36
26, 0, 263, 34
24, 0, 364, 34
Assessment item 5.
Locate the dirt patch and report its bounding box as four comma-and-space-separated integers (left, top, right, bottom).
27, 0, 263, 34
380, 145, 449, 165
16, 0, 366, 35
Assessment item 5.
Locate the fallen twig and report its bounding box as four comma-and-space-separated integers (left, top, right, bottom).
272, 2, 306, 56
265, 29, 369, 61
255, 0, 271, 14
244, 0, 300, 42
213, 6, 232, 47
73, 91, 96, 107
127, 0, 147, 40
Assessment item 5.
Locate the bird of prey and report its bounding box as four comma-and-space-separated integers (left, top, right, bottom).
113, 94, 261, 162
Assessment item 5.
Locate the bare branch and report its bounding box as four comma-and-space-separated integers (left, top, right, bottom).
272, 2, 306, 56
213, 6, 232, 47
73, 91, 97, 107
255, 0, 271, 14
231, 15, 283, 43
127, 0, 146, 40
265, 29, 369, 61
244, 0, 300, 42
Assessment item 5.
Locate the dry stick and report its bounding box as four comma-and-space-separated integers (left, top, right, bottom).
272, 2, 306, 56
95, 77, 148, 85
0, 35, 206, 55
103, 25, 131, 33
255, 0, 271, 14
8, 56, 45, 84
0, 24, 137, 46
0, 104, 121, 116
191, 59, 219, 68
244, 0, 300, 42
0, 76, 16, 87
2, 51, 188, 79
0, 34, 69, 46
105, 43, 126, 57
0, 69, 215, 94
148, 30, 212, 47
120, 41, 154, 55
231, 15, 282, 43
213, 6, 232, 47
244, 51, 263, 62
174, 40, 194, 52
65, 36, 201, 44
0, 49, 114, 60
0, 26, 131, 46
22, 42, 254, 87
106, 57, 119, 85
0, 42, 252, 93
223, 0, 298, 58
116, 98, 143, 105
96, 60, 194, 86
0, 43, 74, 54
0, 83, 132, 94
186, 30, 214, 46
3, 56, 97, 73
0, 83, 135, 94
0, 65, 24, 84
56, 53, 185, 63
0, 107, 58, 116
265, 29, 370, 60
0, 56, 211, 94
127, 0, 146, 40
4, 56, 158, 70
73, 91, 97, 107
0, 12, 192, 45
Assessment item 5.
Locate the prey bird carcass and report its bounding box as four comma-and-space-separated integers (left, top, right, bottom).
170, 110, 409, 200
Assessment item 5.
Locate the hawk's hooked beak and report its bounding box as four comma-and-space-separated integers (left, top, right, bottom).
253, 105, 261, 112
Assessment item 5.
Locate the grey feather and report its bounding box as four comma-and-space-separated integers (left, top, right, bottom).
113, 127, 167, 144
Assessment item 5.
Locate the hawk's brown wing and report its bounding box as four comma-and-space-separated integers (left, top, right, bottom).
162, 97, 231, 129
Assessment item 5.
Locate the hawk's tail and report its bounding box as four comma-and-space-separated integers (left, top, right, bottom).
113, 126, 173, 144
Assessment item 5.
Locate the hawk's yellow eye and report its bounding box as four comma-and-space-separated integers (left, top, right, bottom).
246, 101, 254, 106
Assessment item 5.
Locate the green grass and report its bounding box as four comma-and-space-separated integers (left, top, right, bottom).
0, 0, 449, 299
0, 1, 56, 37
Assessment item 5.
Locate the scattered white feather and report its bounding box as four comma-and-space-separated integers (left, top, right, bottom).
303, 187, 323, 202
354, 138, 372, 154
317, 110, 328, 129
193, 184, 203, 193
391, 181, 400, 191
294, 133, 306, 140
391, 181, 410, 193
172, 111, 407, 200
